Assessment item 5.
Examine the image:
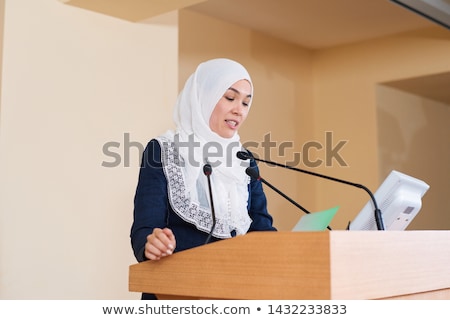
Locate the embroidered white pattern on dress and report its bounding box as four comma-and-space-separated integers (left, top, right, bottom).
156, 137, 236, 239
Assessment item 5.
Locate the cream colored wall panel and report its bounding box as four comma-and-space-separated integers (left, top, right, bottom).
0, 0, 178, 299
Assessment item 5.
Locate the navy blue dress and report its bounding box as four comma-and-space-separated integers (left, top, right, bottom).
130, 139, 276, 299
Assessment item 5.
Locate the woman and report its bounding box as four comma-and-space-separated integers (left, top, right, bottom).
130, 58, 276, 299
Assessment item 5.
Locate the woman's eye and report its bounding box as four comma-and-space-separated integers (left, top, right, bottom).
225, 96, 234, 101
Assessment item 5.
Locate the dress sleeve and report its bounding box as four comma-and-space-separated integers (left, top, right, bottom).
247, 159, 277, 232
130, 139, 168, 262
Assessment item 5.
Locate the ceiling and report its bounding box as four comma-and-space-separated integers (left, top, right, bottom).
188, 0, 450, 105
188, 0, 439, 49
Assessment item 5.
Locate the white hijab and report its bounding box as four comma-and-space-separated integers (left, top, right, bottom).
158, 58, 252, 238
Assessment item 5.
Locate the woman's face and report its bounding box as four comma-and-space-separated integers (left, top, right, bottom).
209, 79, 252, 138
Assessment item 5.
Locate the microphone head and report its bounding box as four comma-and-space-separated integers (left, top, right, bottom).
203, 163, 212, 176
236, 151, 252, 160
245, 167, 260, 180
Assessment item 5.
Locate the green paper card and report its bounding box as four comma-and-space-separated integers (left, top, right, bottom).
292, 206, 339, 231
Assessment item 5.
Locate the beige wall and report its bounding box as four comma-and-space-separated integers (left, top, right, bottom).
312, 28, 450, 229
0, 0, 178, 299
179, 10, 450, 231
0, 0, 3, 121
377, 86, 450, 230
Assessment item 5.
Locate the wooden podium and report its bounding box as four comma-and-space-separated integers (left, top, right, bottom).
129, 231, 450, 299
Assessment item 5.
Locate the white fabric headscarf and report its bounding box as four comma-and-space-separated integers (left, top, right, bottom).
158, 58, 253, 238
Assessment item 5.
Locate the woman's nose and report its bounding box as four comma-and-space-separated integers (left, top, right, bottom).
231, 102, 244, 115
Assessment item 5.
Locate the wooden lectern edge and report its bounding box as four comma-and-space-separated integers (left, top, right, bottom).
129, 230, 450, 300
129, 231, 332, 299
329, 230, 450, 299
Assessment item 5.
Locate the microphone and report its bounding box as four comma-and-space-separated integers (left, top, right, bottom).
245, 166, 332, 231
237, 151, 384, 230
203, 163, 216, 244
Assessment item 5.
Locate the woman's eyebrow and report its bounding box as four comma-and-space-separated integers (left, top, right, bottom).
228, 87, 252, 98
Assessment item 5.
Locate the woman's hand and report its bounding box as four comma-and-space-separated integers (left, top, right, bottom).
144, 228, 176, 260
